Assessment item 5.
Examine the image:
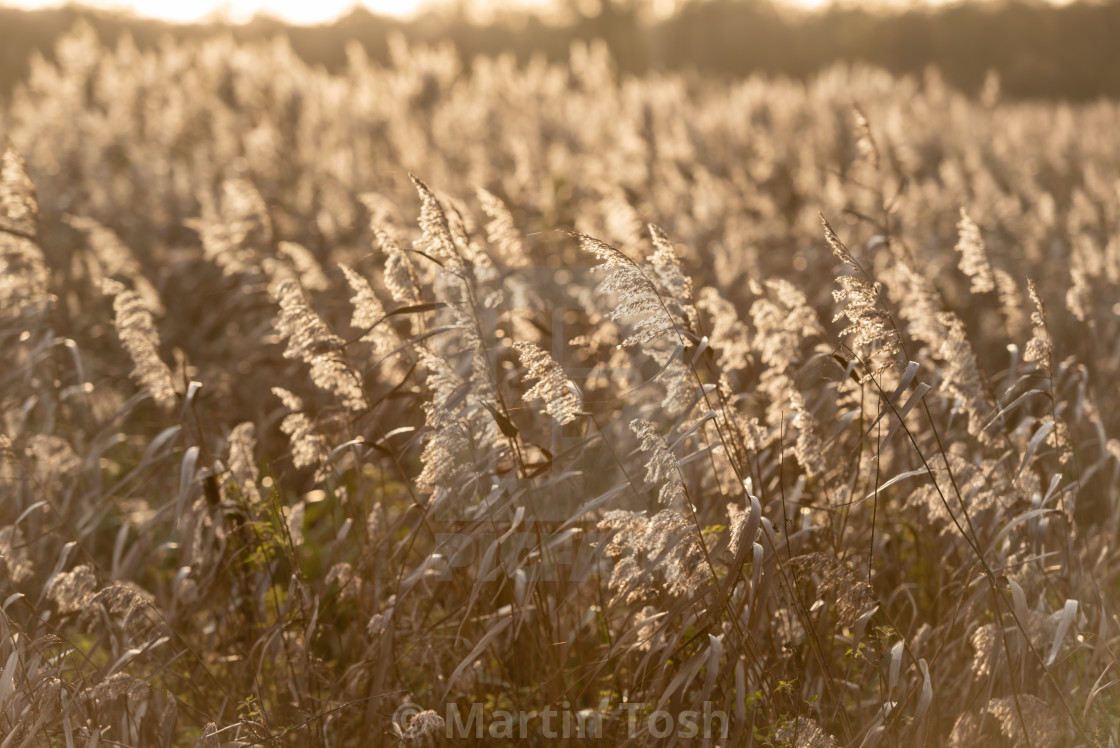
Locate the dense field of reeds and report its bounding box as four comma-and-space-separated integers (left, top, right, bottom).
2, 21, 1119, 747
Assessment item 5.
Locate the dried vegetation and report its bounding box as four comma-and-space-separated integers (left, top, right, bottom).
1, 22, 1119, 746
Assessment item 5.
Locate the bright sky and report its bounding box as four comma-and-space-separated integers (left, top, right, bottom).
8, 0, 1001, 25
4, 0, 557, 24
3, 0, 870, 25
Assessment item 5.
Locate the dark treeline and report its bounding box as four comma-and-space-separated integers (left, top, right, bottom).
2, 0, 1118, 100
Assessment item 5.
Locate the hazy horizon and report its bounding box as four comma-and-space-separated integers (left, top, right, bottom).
2, 0, 436, 24
0, 0, 974, 26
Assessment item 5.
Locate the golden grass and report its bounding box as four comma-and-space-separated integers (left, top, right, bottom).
1, 21, 1119, 747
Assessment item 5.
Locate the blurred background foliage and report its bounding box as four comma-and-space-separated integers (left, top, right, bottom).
2, 0, 1120, 102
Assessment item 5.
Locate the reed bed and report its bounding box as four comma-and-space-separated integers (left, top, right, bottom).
1, 22, 1119, 746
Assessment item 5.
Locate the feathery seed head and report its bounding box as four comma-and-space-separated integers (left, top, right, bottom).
102, 278, 177, 409
630, 418, 686, 508
513, 341, 582, 425
955, 208, 995, 294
